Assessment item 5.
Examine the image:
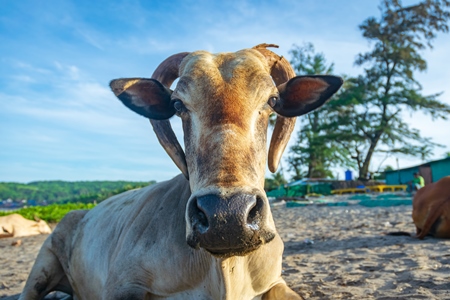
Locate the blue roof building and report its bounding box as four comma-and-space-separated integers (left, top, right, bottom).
385, 157, 450, 185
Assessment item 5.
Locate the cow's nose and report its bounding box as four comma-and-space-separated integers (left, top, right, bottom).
187, 193, 267, 256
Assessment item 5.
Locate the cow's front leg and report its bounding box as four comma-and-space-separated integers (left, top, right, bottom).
19, 239, 72, 300
416, 226, 422, 237
262, 283, 303, 300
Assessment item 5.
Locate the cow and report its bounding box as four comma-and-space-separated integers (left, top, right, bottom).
412, 176, 450, 239
19, 44, 343, 300
0, 214, 52, 238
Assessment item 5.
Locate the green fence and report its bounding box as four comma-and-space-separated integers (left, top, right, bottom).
267, 183, 332, 198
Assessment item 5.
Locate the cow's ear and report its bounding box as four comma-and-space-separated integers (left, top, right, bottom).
110, 78, 175, 120
272, 75, 343, 117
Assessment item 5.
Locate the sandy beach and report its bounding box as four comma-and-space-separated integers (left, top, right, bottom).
1, 204, 450, 299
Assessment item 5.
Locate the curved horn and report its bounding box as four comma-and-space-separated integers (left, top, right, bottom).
253, 44, 297, 173
150, 52, 190, 179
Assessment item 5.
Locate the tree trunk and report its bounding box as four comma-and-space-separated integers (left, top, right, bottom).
359, 137, 380, 180
307, 111, 320, 178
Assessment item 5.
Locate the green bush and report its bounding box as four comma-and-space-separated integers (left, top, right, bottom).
0, 203, 96, 223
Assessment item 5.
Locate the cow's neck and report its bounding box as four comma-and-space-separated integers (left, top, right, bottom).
198, 236, 285, 300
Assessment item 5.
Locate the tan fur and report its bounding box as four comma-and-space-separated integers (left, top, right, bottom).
412, 176, 450, 239
262, 283, 304, 300
176, 49, 275, 193
0, 214, 51, 238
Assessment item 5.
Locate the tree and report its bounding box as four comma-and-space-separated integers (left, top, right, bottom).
0, 181, 153, 204
384, 165, 394, 171
331, 0, 450, 180
287, 43, 354, 179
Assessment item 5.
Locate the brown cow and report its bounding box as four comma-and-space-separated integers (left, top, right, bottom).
0, 214, 51, 238
412, 176, 450, 239
20, 44, 342, 300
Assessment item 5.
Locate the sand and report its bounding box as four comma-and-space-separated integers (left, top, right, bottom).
1, 204, 450, 299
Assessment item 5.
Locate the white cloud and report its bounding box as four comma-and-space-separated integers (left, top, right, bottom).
117, 36, 177, 55
10, 75, 36, 83
74, 27, 105, 50
11, 60, 52, 74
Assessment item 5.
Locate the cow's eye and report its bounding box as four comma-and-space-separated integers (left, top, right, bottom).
268, 96, 279, 108
173, 100, 185, 112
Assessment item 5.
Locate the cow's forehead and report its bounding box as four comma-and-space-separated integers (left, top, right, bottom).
180, 49, 270, 77
175, 49, 275, 107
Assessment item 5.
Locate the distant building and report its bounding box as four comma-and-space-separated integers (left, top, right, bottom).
385, 157, 450, 185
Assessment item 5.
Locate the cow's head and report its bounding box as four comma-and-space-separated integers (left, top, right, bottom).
110, 44, 342, 257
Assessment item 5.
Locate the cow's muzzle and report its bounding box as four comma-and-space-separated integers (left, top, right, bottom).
186, 193, 275, 257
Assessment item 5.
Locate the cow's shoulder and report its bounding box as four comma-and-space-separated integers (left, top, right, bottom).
67, 174, 191, 259
97, 174, 190, 210
413, 182, 434, 204
141, 174, 191, 203
435, 176, 450, 192
49, 210, 89, 268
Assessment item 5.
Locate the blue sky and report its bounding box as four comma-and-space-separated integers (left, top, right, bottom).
1, 0, 449, 183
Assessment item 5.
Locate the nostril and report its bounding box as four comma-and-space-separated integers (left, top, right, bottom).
196, 202, 209, 231
188, 197, 209, 234
247, 196, 264, 228
247, 199, 257, 220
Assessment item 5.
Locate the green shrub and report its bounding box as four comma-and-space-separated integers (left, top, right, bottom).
0, 203, 96, 223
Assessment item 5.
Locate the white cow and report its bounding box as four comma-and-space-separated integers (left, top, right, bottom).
20, 44, 342, 299
0, 214, 51, 238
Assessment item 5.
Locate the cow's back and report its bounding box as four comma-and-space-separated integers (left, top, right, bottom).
412, 176, 450, 238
